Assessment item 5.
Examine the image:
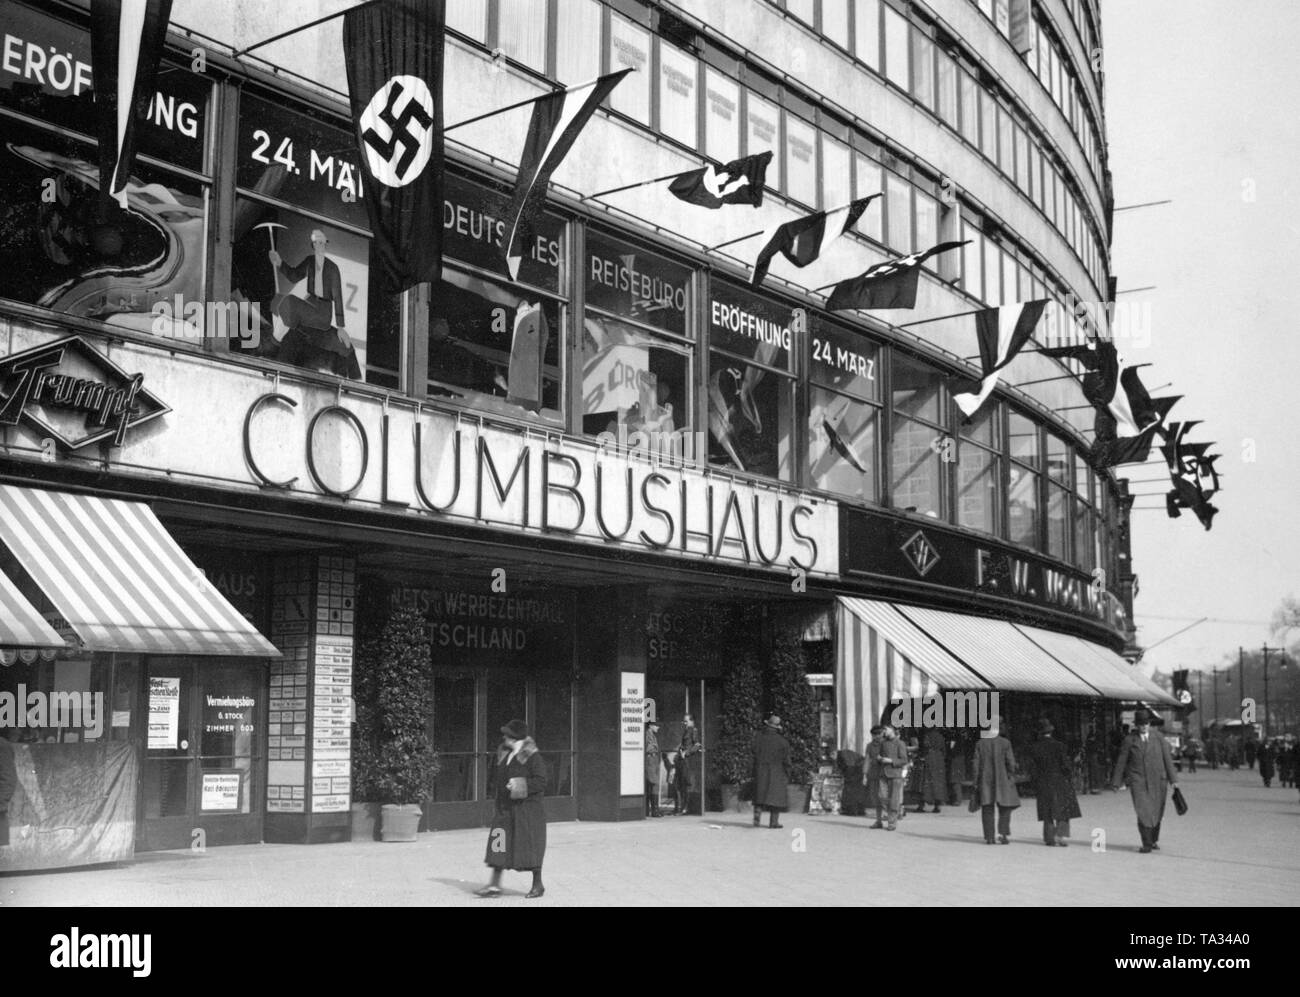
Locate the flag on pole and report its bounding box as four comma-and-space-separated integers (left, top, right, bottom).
504, 69, 632, 280
1160, 422, 1219, 529
1089, 396, 1177, 468
668, 151, 772, 209
825, 241, 969, 311
344, 0, 445, 293
751, 196, 879, 288
90, 0, 174, 211
951, 300, 1048, 419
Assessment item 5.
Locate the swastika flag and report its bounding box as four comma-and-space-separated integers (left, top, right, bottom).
344, 0, 445, 293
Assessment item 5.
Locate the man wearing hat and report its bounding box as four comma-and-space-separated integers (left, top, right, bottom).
1111, 708, 1179, 853
478, 719, 549, 898
645, 718, 663, 818
1024, 718, 1081, 847
751, 715, 791, 828
872, 725, 909, 831
268, 227, 360, 379
971, 717, 1020, 844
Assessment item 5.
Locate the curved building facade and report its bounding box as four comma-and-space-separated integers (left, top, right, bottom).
0, 0, 1170, 862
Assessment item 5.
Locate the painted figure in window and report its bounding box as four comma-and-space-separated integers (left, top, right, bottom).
268, 228, 360, 380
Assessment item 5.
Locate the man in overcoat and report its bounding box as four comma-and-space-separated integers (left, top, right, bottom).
479, 719, 549, 898
1024, 718, 1081, 846
918, 727, 947, 813
1111, 708, 1179, 853
752, 715, 791, 829
645, 720, 664, 817
972, 717, 1020, 844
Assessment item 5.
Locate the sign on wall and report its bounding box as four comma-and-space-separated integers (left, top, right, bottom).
620, 672, 645, 796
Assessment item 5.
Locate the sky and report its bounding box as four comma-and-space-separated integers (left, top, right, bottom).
1103, 1, 1300, 679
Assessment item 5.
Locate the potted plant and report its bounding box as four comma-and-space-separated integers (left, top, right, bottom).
350, 631, 383, 841
766, 627, 819, 815
369, 606, 439, 841
716, 654, 762, 812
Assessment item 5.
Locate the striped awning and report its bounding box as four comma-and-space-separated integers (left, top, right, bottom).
1078, 641, 1180, 706
1015, 624, 1152, 700
0, 568, 65, 649
0, 485, 279, 657
895, 604, 1097, 696
836, 598, 989, 754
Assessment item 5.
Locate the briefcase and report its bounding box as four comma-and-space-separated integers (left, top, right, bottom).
1172, 786, 1188, 816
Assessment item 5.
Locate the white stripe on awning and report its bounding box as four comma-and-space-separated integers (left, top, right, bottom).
0, 569, 64, 649
1076, 640, 1180, 706
1015, 624, 1152, 700
0, 486, 279, 657
836, 598, 988, 754
895, 604, 1098, 695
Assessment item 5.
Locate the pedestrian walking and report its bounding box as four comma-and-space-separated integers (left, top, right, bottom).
1110, 708, 1179, 854
478, 719, 549, 899
1023, 719, 1081, 847
871, 725, 909, 830
1182, 737, 1200, 774
947, 730, 970, 806
1245, 736, 1258, 771
752, 714, 791, 829
645, 719, 663, 817
864, 725, 884, 821
917, 727, 946, 814
1257, 740, 1276, 788
972, 717, 1020, 844
1278, 742, 1295, 788
836, 746, 868, 816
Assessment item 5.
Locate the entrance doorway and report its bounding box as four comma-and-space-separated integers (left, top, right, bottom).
645, 678, 719, 814
425, 668, 575, 830
136, 657, 265, 851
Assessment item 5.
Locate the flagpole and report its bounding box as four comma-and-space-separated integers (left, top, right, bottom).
580, 172, 685, 202
1008, 373, 1080, 388
231, 0, 381, 58
707, 230, 766, 252
445, 70, 632, 133
715, 195, 877, 256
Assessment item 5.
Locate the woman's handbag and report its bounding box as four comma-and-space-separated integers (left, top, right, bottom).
507, 776, 528, 800
1172, 786, 1188, 816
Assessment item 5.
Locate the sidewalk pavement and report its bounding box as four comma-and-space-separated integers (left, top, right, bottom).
3, 768, 1297, 906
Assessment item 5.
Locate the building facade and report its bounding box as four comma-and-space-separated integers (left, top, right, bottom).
0, 0, 1169, 867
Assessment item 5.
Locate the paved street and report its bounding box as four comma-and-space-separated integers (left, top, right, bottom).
4, 767, 1296, 907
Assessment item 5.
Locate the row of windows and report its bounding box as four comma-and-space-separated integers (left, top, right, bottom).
765, 0, 1108, 301
1027, 10, 1104, 184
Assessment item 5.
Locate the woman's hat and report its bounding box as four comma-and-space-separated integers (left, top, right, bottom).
501, 719, 529, 739
765, 715, 783, 729
1037, 718, 1055, 734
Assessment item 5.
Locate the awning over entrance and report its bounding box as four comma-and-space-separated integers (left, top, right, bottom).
1015, 624, 1154, 700
0, 485, 279, 657
837, 598, 990, 753
892, 604, 1098, 696
0, 568, 64, 649
1079, 642, 1179, 706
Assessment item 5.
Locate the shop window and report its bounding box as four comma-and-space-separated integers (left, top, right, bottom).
822, 134, 852, 213
854, 0, 881, 71
910, 30, 934, 110
533, 677, 574, 797
809, 318, 880, 503
853, 154, 884, 243
1073, 499, 1093, 571
1010, 411, 1040, 467
446, 0, 488, 42
430, 674, 477, 803
957, 442, 998, 535
890, 354, 945, 518
822, 0, 850, 49
609, 12, 652, 123
785, 113, 818, 207
704, 68, 741, 163
556, 0, 602, 84
883, 5, 910, 90
936, 50, 958, 127
1008, 463, 1039, 548
1046, 482, 1069, 560
885, 172, 912, 252
746, 91, 782, 191
707, 280, 795, 481
497, 0, 549, 72
658, 42, 699, 148
583, 232, 695, 459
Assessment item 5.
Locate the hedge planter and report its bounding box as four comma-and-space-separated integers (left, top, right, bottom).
380, 803, 422, 842
351, 801, 380, 842
787, 784, 810, 816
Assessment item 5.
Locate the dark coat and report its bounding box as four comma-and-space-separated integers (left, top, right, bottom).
645, 727, 661, 785
1111, 730, 1177, 827
678, 725, 701, 790
752, 726, 791, 808
0, 740, 16, 847
972, 735, 1021, 808
836, 749, 868, 814
484, 738, 548, 870
279, 254, 345, 325
1025, 736, 1082, 822
1258, 744, 1275, 780
921, 729, 946, 800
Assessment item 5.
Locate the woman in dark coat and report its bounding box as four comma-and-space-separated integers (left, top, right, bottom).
752, 715, 791, 828
918, 728, 947, 813
1257, 741, 1276, 787
478, 719, 549, 899
1024, 719, 1082, 846
836, 747, 867, 816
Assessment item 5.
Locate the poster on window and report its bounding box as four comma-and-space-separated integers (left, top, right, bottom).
620, 672, 646, 795
147, 676, 181, 749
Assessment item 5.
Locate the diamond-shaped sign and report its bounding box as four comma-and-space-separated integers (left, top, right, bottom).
0, 336, 168, 450
900, 529, 940, 577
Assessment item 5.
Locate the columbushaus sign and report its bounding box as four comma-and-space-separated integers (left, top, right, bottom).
242, 394, 838, 578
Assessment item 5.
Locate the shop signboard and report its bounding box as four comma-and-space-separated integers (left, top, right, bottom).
147, 676, 180, 750
200, 772, 242, 812
620, 672, 645, 796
